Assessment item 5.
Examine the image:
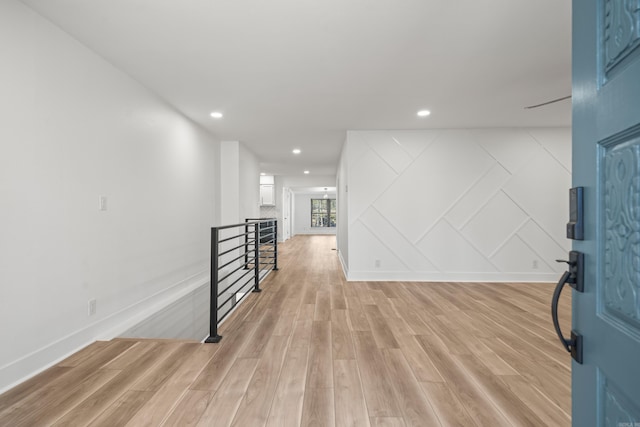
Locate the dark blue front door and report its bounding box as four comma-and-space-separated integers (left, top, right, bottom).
572, 0, 640, 425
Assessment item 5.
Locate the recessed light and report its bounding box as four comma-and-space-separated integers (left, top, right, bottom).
210, 112, 223, 119
260, 173, 266, 176
292, 149, 301, 154
304, 170, 310, 174
417, 110, 431, 117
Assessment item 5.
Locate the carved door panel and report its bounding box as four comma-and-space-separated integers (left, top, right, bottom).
573, 0, 640, 425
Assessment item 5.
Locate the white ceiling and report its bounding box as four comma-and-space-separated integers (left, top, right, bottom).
21, 0, 572, 176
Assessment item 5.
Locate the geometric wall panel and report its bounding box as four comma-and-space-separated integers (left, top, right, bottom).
516, 220, 569, 272
388, 130, 439, 158
491, 234, 553, 273
417, 219, 498, 273
446, 163, 511, 229
474, 129, 544, 174
359, 131, 414, 174
349, 148, 397, 224
345, 128, 571, 280
350, 220, 411, 271
375, 131, 494, 242
461, 191, 528, 256
360, 207, 438, 272
503, 148, 571, 248
529, 127, 572, 173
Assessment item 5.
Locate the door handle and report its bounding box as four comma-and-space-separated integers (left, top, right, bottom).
551, 263, 583, 364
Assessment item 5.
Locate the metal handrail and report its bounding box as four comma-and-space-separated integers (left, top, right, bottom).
205, 218, 279, 343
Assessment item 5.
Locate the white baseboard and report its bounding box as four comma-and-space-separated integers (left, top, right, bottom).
346, 270, 558, 282
0, 270, 209, 394
338, 250, 349, 280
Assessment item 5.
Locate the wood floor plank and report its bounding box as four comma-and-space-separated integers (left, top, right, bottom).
297, 303, 316, 322
290, 319, 313, 349
314, 290, 331, 321
57, 341, 111, 367
272, 313, 296, 336
124, 344, 219, 426
346, 304, 370, 332
230, 336, 288, 427
353, 331, 402, 418
88, 390, 154, 427
499, 375, 571, 427
0, 340, 135, 419
453, 353, 546, 427
414, 336, 512, 427
240, 308, 280, 358
306, 321, 333, 390
363, 305, 399, 349
370, 290, 400, 318
330, 284, 347, 310
394, 335, 444, 383
190, 320, 258, 392
420, 382, 478, 427
52, 342, 181, 426
334, 360, 370, 427
381, 348, 441, 427
300, 387, 335, 427
0, 366, 72, 414
162, 390, 212, 427
197, 358, 260, 427
266, 346, 309, 427
131, 343, 199, 391
370, 417, 406, 427
0, 368, 121, 426
331, 310, 355, 360
102, 341, 159, 370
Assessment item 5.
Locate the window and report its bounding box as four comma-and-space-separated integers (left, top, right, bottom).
311, 199, 336, 227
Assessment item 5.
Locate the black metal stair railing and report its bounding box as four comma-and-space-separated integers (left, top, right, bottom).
205, 218, 278, 343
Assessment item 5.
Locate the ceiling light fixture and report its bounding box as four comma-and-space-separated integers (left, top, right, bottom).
210, 112, 223, 119
292, 149, 301, 154
260, 173, 266, 176
304, 170, 310, 174
417, 110, 431, 117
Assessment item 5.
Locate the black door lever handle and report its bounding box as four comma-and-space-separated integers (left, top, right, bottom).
551, 270, 583, 364
555, 259, 576, 265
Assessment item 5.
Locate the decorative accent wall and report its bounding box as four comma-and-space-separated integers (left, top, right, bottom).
341, 128, 571, 281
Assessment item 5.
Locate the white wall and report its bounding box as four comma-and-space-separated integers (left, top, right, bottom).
340, 129, 571, 282
220, 141, 240, 225
239, 143, 260, 221
293, 193, 337, 235
337, 142, 349, 273
0, 0, 219, 392
220, 141, 260, 224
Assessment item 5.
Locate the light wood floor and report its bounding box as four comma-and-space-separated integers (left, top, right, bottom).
0, 235, 571, 426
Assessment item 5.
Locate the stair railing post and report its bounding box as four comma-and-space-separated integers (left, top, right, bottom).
253, 221, 262, 292
273, 219, 279, 271
244, 219, 249, 269
205, 227, 222, 343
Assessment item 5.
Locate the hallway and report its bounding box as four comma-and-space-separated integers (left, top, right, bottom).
0, 235, 571, 426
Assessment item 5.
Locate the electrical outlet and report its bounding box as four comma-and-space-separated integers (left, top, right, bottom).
532, 260, 539, 269
375, 259, 381, 268
88, 299, 97, 316
98, 196, 107, 211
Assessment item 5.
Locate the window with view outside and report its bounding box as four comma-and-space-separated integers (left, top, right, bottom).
311, 199, 336, 227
